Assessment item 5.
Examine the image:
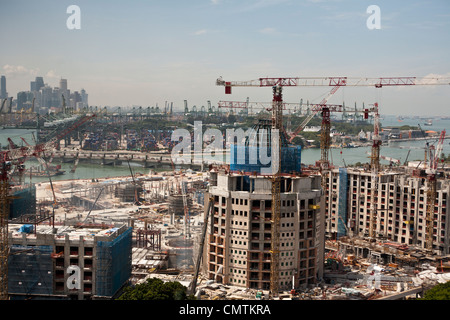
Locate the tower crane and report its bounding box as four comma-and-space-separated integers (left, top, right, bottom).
0, 112, 96, 300
270, 85, 283, 296
369, 103, 381, 239
217, 99, 377, 164
218, 100, 343, 115
217, 75, 449, 170
219, 98, 379, 241
216, 75, 450, 297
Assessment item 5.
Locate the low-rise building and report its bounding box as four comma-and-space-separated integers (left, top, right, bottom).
8, 223, 132, 300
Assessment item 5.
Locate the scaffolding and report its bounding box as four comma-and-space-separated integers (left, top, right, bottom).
337, 168, 348, 238
95, 227, 132, 297
136, 229, 161, 251
229, 145, 301, 174
8, 245, 53, 296
0, 178, 8, 300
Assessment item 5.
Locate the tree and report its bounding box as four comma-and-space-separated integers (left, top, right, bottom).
117, 278, 196, 300
290, 136, 304, 147
227, 114, 237, 124
421, 281, 450, 300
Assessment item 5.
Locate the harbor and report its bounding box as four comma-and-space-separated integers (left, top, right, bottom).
1, 96, 450, 301
2, 1, 450, 305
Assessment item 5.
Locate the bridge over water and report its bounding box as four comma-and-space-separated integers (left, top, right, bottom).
50, 150, 225, 170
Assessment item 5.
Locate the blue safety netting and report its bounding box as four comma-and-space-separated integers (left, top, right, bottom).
229, 144, 301, 174
337, 167, 348, 238
8, 245, 53, 296
96, 227, 132, 297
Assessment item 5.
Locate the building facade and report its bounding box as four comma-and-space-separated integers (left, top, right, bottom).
8, 223, 132, 300
203, 169, 324, 292
324, 167, 450, 254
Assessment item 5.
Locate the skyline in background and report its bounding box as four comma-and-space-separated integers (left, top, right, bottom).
1, 0, 450, 115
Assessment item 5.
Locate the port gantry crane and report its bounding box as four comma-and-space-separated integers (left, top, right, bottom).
216, 75, 450, 297
0, 113, 96, 300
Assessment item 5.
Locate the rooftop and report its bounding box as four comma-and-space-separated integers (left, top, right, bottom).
9, 223, 127, 242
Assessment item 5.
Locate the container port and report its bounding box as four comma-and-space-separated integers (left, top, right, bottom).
1, 2, 450, 305
1, 78, 450, 301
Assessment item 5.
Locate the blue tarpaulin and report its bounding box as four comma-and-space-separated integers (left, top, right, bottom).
229, 144, 301, 174
19, 224, 34, 233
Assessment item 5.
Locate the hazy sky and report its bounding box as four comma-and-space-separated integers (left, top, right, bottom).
1, 0, 450, 115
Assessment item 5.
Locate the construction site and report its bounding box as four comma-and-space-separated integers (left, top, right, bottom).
1, 76, 450, 301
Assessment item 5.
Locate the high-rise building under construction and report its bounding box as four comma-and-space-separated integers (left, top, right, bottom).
324, 166, 450, 255
202, 121, 325, 292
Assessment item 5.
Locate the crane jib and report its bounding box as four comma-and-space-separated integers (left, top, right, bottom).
218, 76, 450, 89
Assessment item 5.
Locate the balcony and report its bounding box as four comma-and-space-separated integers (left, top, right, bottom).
249, 253, 260, 261
84, 260, 93, 269
55, 270, 64, 281
55, 258, 65, 268
252, 226, 261, 232
69, 247, 79, 257
84, 272, 93, 281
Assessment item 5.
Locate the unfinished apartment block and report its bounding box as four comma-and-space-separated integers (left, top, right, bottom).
8, 223, 132, 300
203, 169, 323, 291
324, 167, 450, 254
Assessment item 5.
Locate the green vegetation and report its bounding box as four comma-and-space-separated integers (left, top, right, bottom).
287, 115, 374, 148
126, 115, 189, 131
296, 131, 320, 147
290, 136, 304, 147
421, 281, 450, 300
440, 153, 450, 163
333, 121, 373, 136
117, 278, 196, 300
397, 125, 420, 130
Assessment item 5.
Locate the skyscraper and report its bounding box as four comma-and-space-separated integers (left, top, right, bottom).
81, 88, 88, 109
59, 78, 69, 106
0, 75, 7, 99
35, 77, 44, 91
59, 78, 67, 92
17, 91, 30, 110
